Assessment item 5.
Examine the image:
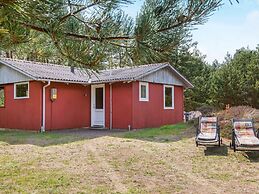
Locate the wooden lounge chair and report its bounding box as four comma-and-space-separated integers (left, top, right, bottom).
230, 119, 259, 152
196, 116, 222, 147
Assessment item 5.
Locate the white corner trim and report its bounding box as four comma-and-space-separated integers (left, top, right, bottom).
163, 85, 174, 110
139, 82, 149, 102
14, 82, 30, 99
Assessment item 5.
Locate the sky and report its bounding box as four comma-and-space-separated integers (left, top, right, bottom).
122, 0, 259, 63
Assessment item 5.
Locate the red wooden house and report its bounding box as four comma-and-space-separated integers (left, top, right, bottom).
0, 58, 193, 131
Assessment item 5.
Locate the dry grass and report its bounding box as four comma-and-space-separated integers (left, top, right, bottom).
0, 124, 259, 194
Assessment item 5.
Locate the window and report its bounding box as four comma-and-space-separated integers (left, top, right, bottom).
139, 82, 149, 101
14, 82, 29, 99
0, 87, 4, 107
164, 85, 174, 109
95, 87, 104, 109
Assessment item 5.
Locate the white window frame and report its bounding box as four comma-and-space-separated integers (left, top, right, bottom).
163, 85, 174, 109
139, 82, 149, 102
14, 82, 30, 99
0, 86, 5, 107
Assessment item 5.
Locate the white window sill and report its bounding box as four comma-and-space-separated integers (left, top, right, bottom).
139, 98, 149, 102
14, 96, 29, 100
164, 107, 174, 110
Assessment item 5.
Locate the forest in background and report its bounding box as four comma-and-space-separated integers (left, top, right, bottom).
180, 47, 259, 111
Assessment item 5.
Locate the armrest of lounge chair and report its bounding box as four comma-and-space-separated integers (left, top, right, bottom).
231, 128, 236, 146
232, 128, 237, 138
196, 127, 200, 136
217, 126, 220, 133
217, 125, 221, 138
257, 128, 259, 138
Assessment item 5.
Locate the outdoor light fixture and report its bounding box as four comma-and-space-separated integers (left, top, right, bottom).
51, 88, 57, 101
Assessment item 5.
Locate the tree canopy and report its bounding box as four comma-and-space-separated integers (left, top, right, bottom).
1, 0, 221, 69
183, 47, 259, 111
209, 47, 259, 109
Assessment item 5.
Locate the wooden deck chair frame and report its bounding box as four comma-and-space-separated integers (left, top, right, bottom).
196, 116, 222, 147
230, 118, 259, 152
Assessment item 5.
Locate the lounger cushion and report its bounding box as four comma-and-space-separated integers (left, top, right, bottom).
234, 121, 255, 137
200, 123, 217, 133
234, 121, 259, 146
197, 132, 218, 141
234, 121, 253, 130
198, 121, 217, 141
236, 136, 259, 146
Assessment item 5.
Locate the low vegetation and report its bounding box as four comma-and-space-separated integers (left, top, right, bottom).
0, 123, 259, 193
122, 123, 190, 139
0, 130, 85, 146
216, 106, 259, 139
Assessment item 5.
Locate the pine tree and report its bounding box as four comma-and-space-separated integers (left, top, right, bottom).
1, 0, 221, 69
209, 47, 259, 109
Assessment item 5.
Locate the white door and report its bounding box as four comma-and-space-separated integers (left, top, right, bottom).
91, 84, 105, 127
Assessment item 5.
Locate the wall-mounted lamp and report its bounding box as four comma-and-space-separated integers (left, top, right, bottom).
51, 88, 57, 101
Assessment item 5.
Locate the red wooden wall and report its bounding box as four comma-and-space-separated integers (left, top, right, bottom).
45, 82, 90, 130
105, 82, 133, 129
131, 82, 184, 129
0, 81, 42, 130
106, 81, 184, 129
0, 81, 184, 131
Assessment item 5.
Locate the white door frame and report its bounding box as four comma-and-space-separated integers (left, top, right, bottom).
91, 84, 105, 127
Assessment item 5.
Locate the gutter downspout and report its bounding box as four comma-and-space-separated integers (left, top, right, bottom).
131, 81, 134, 131
109, 83, 113, 130
41, 81, 51, 133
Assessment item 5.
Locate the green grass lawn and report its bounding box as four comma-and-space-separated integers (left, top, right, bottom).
0, 123, 259, 193
122, 123, 190, 139
0, 130, 80, 146
0, 123, 191, 146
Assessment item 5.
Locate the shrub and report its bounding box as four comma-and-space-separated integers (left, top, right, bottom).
216, 106, 259, 139
196, 105, 215, 116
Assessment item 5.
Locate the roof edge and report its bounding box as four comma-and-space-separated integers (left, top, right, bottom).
167, 65, 194, 88
0, 59, 37, 81
0, 59, 193, 88
135, 62, 194, 89
134, 63, 169, 80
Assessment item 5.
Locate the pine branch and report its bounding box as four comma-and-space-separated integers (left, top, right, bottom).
19, 22, 134, 41
59, 2, 100, 24
1, 0, 222, 67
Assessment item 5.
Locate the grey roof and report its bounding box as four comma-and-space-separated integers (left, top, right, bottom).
0, 58, 193, 88
97, 63, 168, 82
0, 58, 91, 83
